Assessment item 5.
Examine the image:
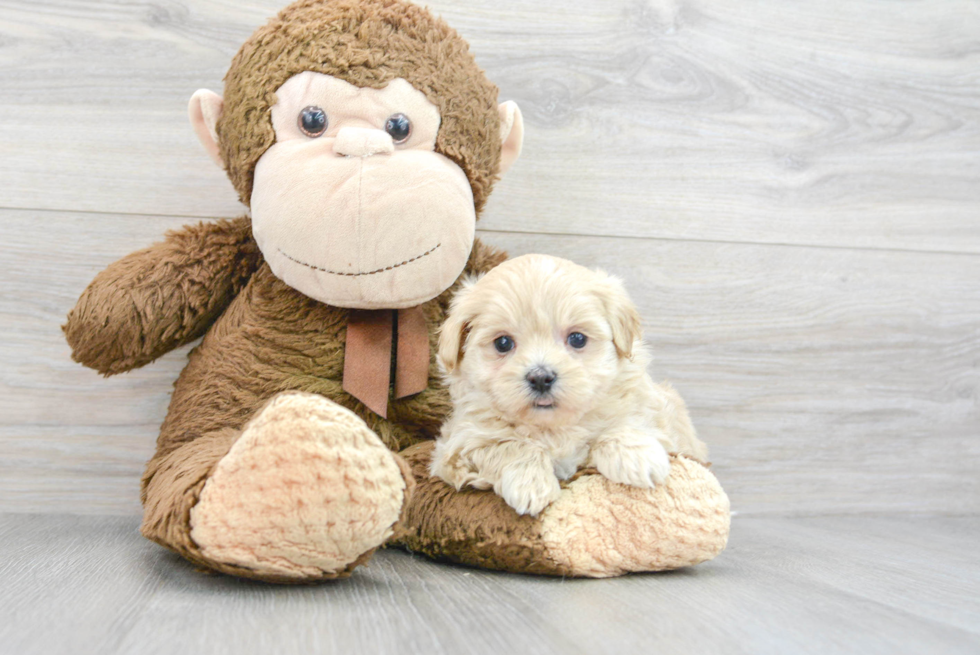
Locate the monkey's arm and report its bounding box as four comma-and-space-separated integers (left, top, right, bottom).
64, 217, 261, 375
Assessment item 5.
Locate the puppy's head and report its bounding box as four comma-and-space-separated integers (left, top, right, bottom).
438, 254, 642, 427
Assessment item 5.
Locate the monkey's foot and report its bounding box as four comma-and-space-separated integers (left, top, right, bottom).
393, 442, 730, 577
188, 392, 410, 582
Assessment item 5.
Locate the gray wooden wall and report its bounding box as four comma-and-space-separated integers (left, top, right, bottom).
1, 0, 977, 517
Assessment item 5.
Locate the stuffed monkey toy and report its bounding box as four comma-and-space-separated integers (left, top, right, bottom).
64, 0, 729, 582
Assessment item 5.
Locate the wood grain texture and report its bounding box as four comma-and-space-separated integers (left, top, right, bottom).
1, 513, 978, 655
1, 209, 977, 516
0, 0, 977, 252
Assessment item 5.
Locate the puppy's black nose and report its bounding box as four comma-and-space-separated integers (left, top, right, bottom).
526, 367, 557, 394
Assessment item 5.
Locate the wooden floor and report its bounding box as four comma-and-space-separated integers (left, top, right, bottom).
1, 513, 978, 655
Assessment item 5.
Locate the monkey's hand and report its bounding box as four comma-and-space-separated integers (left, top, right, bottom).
64, 217, 260, 375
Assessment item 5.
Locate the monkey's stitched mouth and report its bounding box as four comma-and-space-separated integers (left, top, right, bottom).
277, 243, 441, 277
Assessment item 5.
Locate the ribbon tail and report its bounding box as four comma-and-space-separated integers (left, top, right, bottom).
342, 309, 393, 418
394, 306, 430, 399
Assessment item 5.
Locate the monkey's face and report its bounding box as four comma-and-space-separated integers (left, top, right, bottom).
249, 72, 477, 309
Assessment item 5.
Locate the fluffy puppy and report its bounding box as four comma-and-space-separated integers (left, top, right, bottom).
431, 254, 708, 516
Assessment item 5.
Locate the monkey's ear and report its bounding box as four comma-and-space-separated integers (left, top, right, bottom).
498, 101, 524, 176
188, 89, 225, 168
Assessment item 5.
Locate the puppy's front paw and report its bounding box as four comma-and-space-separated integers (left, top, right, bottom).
591, 436, 671, 489
496, 463, 562, 517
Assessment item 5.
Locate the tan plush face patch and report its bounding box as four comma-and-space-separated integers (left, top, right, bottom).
251, 72, 476, 309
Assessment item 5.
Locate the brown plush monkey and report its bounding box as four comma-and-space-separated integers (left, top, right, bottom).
64, 0, 729, 582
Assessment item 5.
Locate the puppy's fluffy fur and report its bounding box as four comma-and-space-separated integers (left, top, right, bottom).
431, 254, 708, 516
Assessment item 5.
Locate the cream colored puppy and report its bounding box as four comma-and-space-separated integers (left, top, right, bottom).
431, 254, 708, 516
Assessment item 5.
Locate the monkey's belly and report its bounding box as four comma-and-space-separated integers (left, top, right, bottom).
155, 265, 447, 457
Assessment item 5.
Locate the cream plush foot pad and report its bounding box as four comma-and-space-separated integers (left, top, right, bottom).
189, 392, 407, 580
538, 455, 730, 577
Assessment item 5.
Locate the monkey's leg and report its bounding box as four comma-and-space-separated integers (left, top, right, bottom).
141, 392, 413, 583
390, 442, 730, 578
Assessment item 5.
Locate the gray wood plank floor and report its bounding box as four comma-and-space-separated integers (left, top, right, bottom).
1, 514, 978, 655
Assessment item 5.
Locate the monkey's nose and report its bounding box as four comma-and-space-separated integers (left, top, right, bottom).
526, 367, 557, 394
333, 127, 395, 158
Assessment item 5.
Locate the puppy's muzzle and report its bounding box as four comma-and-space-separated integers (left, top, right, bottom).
526, 366, 557, 394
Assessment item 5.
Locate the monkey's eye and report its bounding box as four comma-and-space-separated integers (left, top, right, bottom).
493, 335, 515, 354
298, 106, 328, 137
567, 332, 588, 349
385, 113, 412, 143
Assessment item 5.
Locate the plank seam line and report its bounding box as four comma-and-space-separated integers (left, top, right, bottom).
3, 205, 979, 258
481, 228, 980, 258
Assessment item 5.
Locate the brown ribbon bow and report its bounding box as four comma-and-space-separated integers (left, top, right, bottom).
342, 307, 430, 418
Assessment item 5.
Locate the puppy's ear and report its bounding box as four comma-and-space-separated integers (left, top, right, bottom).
596, 273, 643, 359
438, 278, 479, 374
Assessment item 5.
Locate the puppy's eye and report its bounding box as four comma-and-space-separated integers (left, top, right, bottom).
493, 335, 515, 354
298, 106, 328, 137
567, 332, 588, 349
385, 113, 412, 143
